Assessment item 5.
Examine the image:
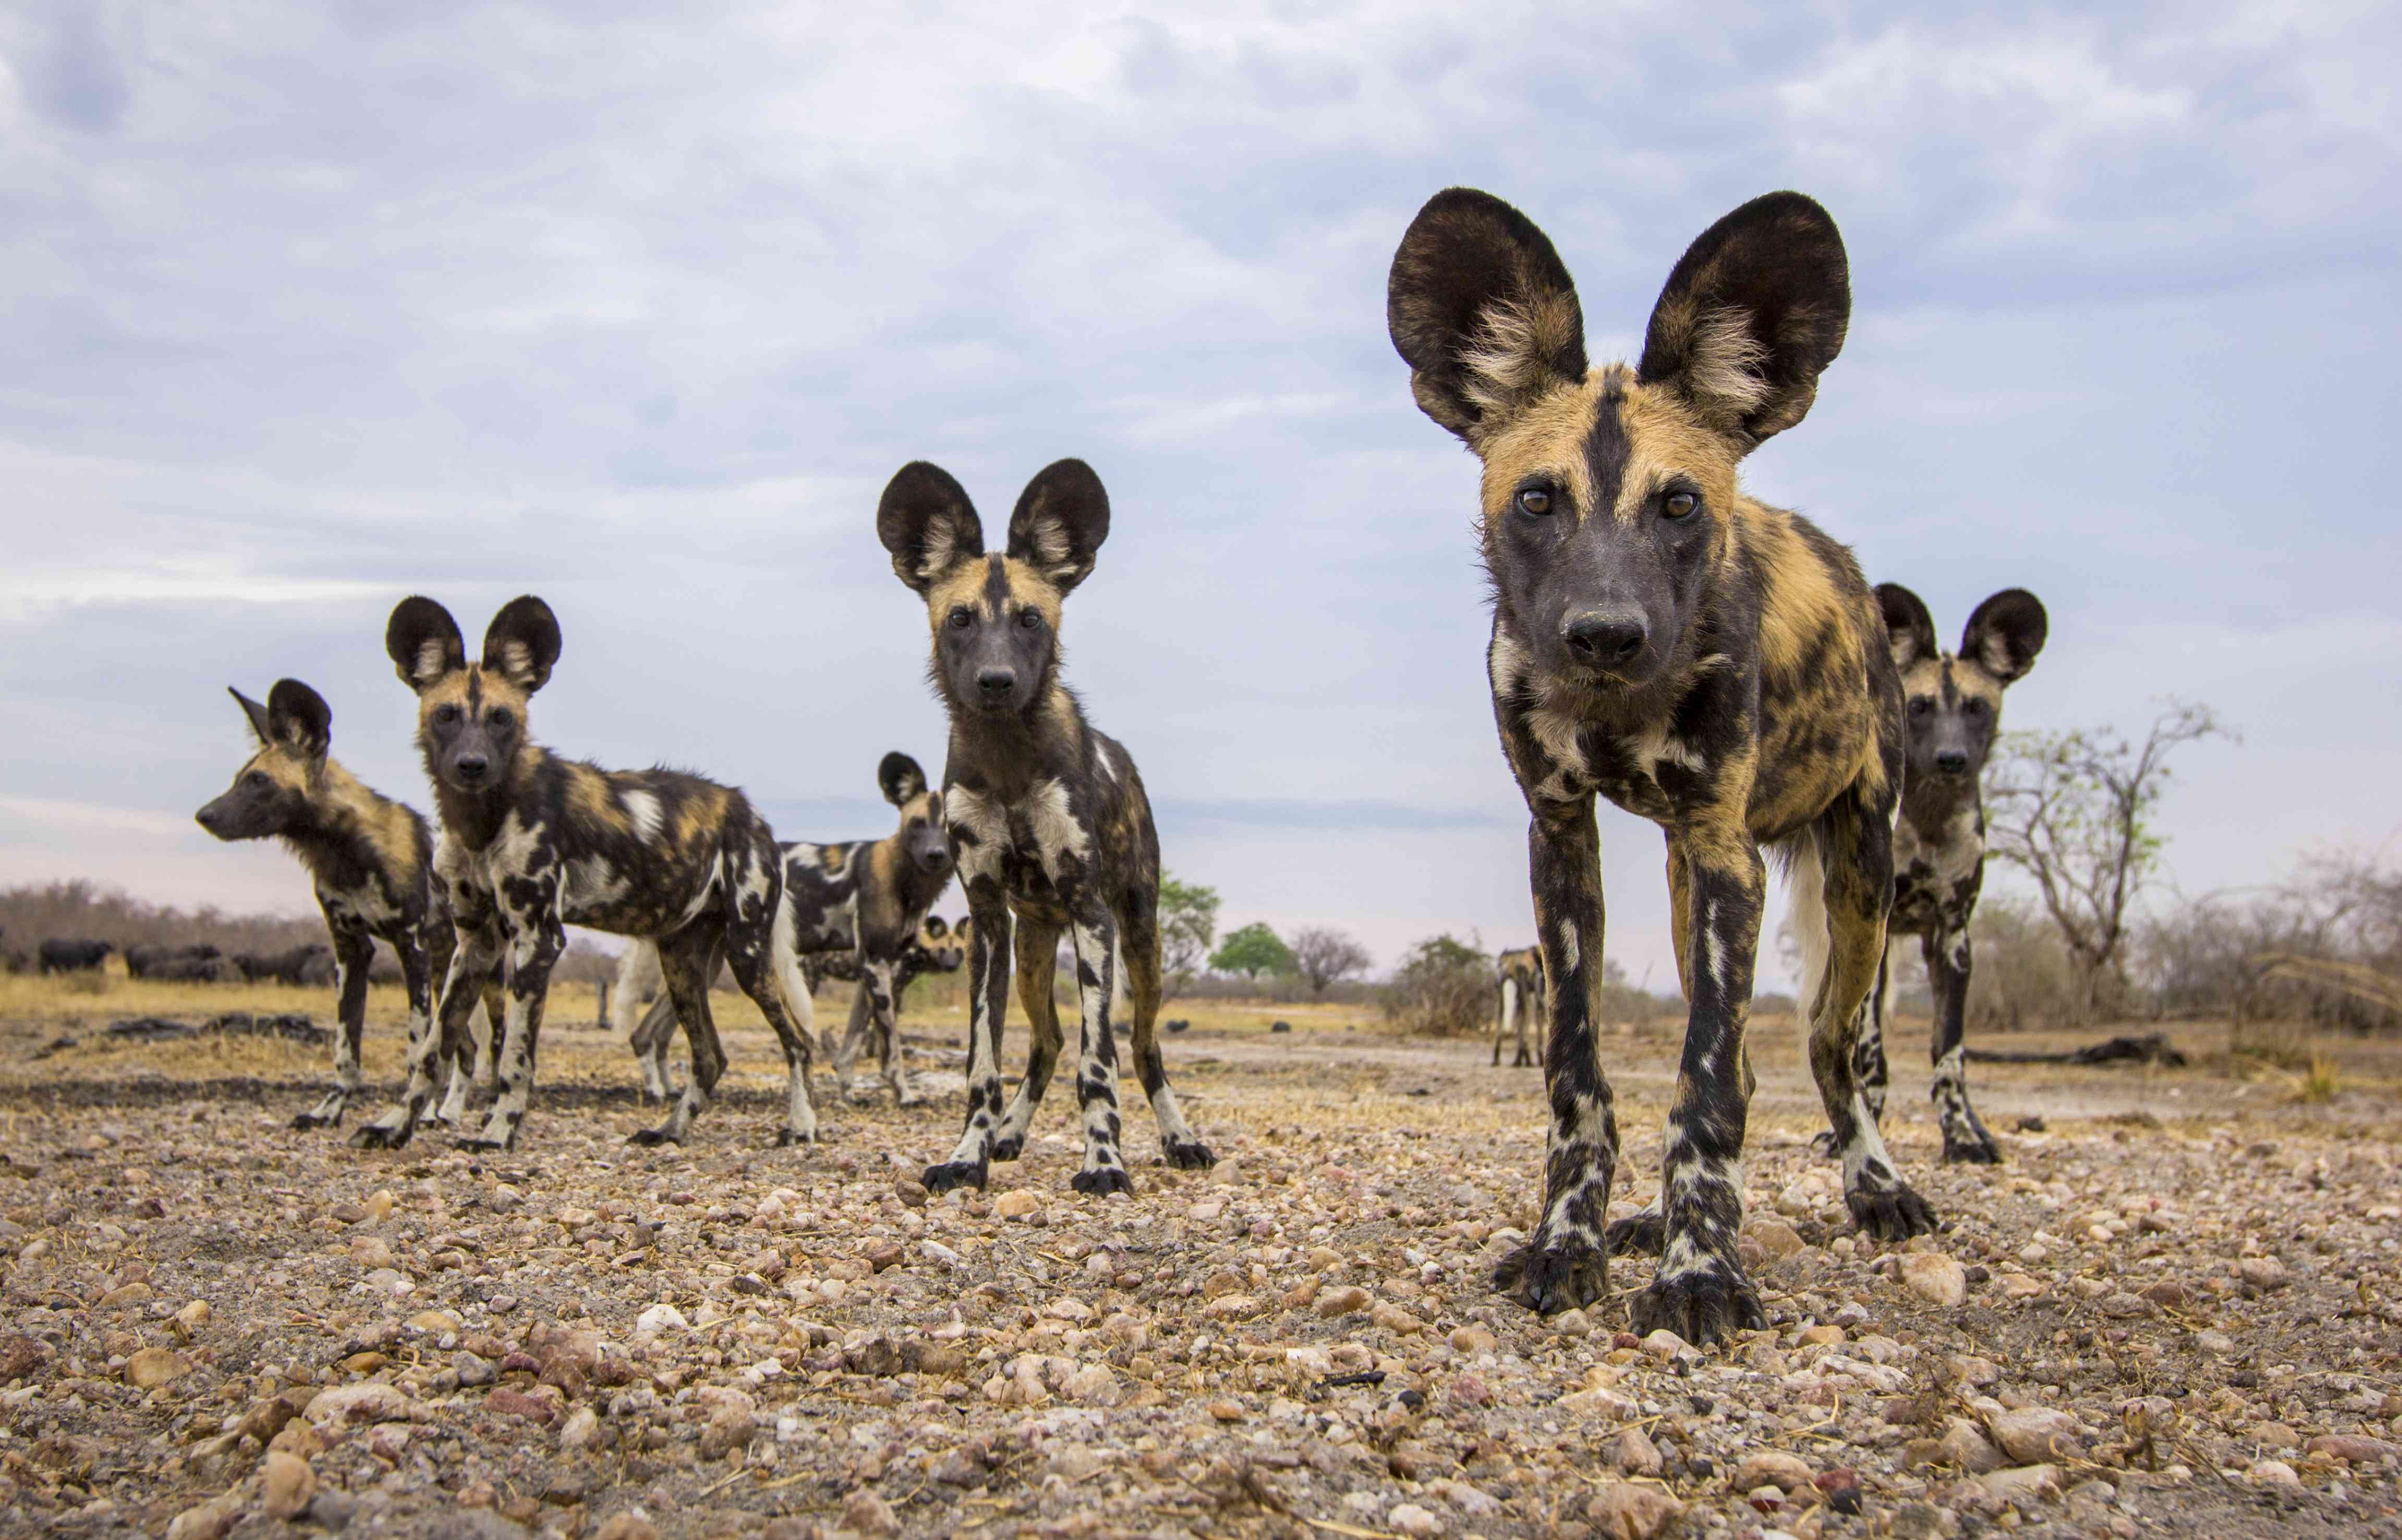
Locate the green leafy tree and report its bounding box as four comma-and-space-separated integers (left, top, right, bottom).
1985, 699, 2230, 1022
1157, 874, 1221, 1002
1210, 921, 1294, 981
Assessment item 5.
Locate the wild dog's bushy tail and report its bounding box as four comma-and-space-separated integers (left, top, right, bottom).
768, 886, 822, 1059
1774, 829, 1832, 1028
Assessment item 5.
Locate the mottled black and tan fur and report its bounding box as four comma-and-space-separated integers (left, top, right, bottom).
194, 680, 501, 1134
1494, 945, 1548, 1068
1389, 187, 1935, 1344
379, 595, 818, 1153
878, 458, 1215, 1195
1839, 584, 2047, 1165
616, 753, 957, 1106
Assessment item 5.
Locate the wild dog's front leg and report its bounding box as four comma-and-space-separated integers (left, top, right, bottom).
1926, 927, 1999, 1163
1065, 909, 1131, 1196
1812, 941, 1894, 1161
858, 960, 918, 1106
992, 917, 1064, 1162
461, 912, 561, 1153
1493, 802, 1619, 1315
1624, 826, 1769, 1346
357, 920, 497, 1148
925, 890, 1011, 1193
1814, 796, 1938, 1240
298, 918, 373, 1130
831, 978, 876, 1103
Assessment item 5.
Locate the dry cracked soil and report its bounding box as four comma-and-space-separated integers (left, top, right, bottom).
1, 977, 2398, 1540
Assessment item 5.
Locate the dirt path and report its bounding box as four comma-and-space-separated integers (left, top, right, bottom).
0, 985, 2396, 1539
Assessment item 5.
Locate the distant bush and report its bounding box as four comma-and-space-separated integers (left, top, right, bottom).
1382, 933, 1491, 1037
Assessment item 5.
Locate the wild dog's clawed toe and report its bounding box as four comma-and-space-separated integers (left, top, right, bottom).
1808, 1130, 1842, 1160
349, 1122, 411, 1151
454, 1136, 509, 1154
1604, 1206, 1666, 1256
1943, 1131, 2003, 1166
988, 1134, 1026, 1163
895, 1088, 925, 1109
1493, 1234, 1609, 1315
1630, 1264, 1766, 1348
293, 1111, 334, 1132
1162, 1138, 1216, 1170
773, 1125, 824, 1147
923, 1159, 988, 1194
627, 1126, 682, 1147
1848, 1182, 1939, 1241
1071, 1166, 1134, 1197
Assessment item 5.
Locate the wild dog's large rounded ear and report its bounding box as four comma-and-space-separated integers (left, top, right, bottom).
1961, 589, 2048, 684
385, 596, 466, 692
1876, 584, 1939, 672
1387, 188, 1588, 445
878, 751, 927, 806
1005, 458, 1109, 594
878, 462, 986, 593
228, 686, 276, 745
266, 679, 333, 760
481, 596, 562, 694
1637, 191, 1850, 452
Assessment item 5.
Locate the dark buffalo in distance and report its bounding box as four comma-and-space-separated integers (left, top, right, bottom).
144, 954, 241, 983
126, 943, 228, 980
40, 939, 117, 974
234, 944, 337, 986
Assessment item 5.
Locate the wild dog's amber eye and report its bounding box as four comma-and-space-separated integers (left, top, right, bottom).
433, 704, 461, 724
246, 771, 270, 788
488, 708, 514, 729
1515, 488, 1552, 516
1664, 490, 1699, 518
1964, 698, 1988, 716
1019, 609, 1041, 629
948, 607, 972, 629
1908, 697, 1932, 716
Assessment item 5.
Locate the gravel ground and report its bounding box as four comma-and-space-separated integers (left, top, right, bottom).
1, 984, 2398, 1540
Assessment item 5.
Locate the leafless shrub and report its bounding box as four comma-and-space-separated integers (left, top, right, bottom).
1381, 933, 1491, 1037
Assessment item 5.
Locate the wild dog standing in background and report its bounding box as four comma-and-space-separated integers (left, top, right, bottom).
1493, 945, 1549, 1068
615, 751, 956, 1105
379, 596, 820, 1152
1388, 187, 1932, 1343
195, 681, 499, 1132
1838, 585, 2047, 1165
878, 458, 1215, 1194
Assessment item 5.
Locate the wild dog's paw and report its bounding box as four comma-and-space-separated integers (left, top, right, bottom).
1630, 1263, 1766, 1347
1604, 1206, 1666, 1256
627, 1126, 683, 1147
1493, 1233, 1608, 1315
1162, 1138, 1216, 1170
923, 1159, 989, 1194
1071, 1165, 1135, 1197
988, 1134, 1026, 1163
1847, 1180, 1939, 1242
1942, 1130, 2004, 1166
454, 1136, 511, 1154
293, 1111, 335, 1132
349, 1121, 413, 1151
772, 1125, 824, 1148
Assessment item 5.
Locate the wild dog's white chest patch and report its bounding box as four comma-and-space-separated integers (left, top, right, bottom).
1022, 778, 1091, 879
944, 785, 1006, 882
1625, 726, 1705, 780
1526, 707, 1590, 782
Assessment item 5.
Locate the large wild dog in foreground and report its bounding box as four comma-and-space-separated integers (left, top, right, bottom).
381, 596, 819, 1152
1388, 187, 1932, 1342
1842, 584, 2047, 1165
196, 681, 499, 1132
616, 750, 957, 1106
877, 458, 1214, 1194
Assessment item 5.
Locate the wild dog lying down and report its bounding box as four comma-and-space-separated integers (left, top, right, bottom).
878, 458, 1215, 1194
378, 595, 819, 1151
1841, 584, 2047, 1165
195, 680, 500, 1132
614, 750, 957, 1105
1493, 945, 1548, 1068
1389, 187, 1932, 1342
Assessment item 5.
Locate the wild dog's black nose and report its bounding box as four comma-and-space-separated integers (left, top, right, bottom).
1936, 750, 1970, 775
194, 807, 220, 831
1563, 610, 1648, 668
454, 754, 489, 782
976, 667, 1016, 700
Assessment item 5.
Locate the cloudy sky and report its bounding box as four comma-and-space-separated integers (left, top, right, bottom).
3, 2, 2396, 988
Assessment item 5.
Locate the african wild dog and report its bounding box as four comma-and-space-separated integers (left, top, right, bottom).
1388, 187, 1933, 1342
614, 751, 957, 1106
1493, 945, 1549, 1068
1827, 585, 2047, 1166
381, 595, 820, 1152
195, 681, 500, 1132
877, 458, 1215, 1194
